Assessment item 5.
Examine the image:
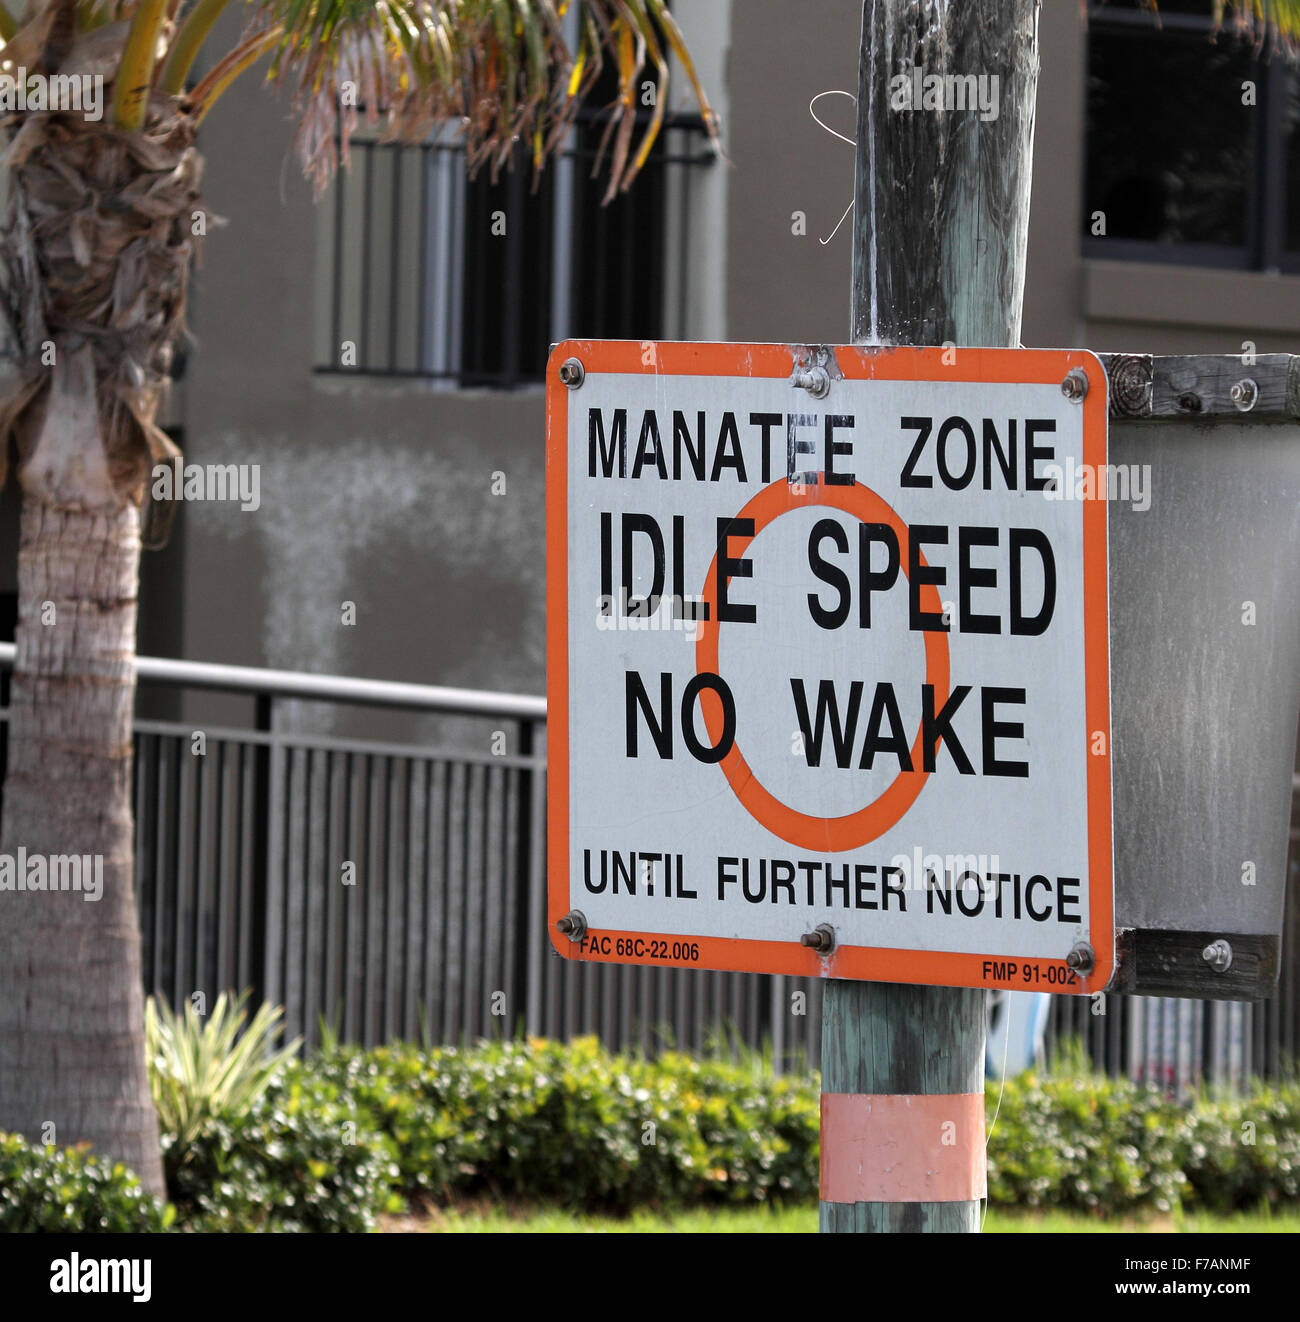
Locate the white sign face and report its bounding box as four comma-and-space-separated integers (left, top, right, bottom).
546, 342, 1114, 994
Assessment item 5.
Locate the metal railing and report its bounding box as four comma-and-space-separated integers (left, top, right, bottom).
1, 642, 1296, 1084
0, 644, 809, 1060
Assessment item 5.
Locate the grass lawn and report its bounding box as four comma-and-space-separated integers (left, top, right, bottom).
381, 1203, 1300, 1234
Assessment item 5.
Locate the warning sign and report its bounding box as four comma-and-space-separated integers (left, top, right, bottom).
546, 342, 1113, 994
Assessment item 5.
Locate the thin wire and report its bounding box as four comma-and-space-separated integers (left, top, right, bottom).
808, 90, 857, 244
808, 89, 857, 145
980, 999, 1013, 1233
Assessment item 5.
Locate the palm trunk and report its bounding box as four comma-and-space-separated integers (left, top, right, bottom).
0, 346, 163, 1196
0, 94, 202, 1199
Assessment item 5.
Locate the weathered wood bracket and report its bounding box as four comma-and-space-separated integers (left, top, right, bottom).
1102, 353, 1153, 418
1099, 352, 1300, 421
1110, 929, 1280, 1001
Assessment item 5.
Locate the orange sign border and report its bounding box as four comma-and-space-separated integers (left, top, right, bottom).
695, 474, 952, 851
545, 341, 1114, 995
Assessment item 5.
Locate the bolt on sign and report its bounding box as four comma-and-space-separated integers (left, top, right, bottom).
546, 341, 1114, 994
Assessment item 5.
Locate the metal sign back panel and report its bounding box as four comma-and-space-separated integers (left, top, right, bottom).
546, 341, 1113, 995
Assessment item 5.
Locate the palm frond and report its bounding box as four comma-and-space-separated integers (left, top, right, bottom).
110, 0, 170, 128
1216, 1, 1300, 50
190, 22, 282, 120
238, 1, 719, 198
160, 0, 231, 93
1123, 1, 1300, 52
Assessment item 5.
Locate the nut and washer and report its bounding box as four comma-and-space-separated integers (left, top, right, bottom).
1229, 379, 1257, 412
792, 366, 831, 399
800, 923, 836, 955
1061, 369, 1089, 403
1202, 939, 1233, 973
558, 357, 585, 389
1065, 942, 1095, 974
556, 909, 588, 942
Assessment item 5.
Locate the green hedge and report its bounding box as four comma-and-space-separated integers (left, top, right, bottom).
308, 1037, 1300, 1218
0, 1132, 171, 1233
163, 1070, 401, 1232
4, 1035, 1299, 1230
308, 1037, 820, 1212
985, 1072, 1300, 1215
1182, 1090, 1300, 1212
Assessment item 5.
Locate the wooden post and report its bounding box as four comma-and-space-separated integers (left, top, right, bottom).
819, 0, 1041, 1234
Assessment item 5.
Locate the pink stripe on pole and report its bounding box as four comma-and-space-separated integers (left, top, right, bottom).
820, 1092, 986, 1203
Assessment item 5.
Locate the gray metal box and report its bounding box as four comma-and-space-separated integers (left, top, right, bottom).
1103, 353, 1299, 1000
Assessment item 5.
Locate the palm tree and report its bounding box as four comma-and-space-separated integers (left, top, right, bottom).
0, 0, 716, 1196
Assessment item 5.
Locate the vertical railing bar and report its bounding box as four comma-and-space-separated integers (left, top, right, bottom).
458, 760, 475, 1043
236, 741, 254, 994
174, 733, 196, 1004
134, 733, 156, 992
462, 762, 483, 1043
262, 697, 288, 1020
525, 719, 548, 1037
384, 756, 403, 1044
637, 962, 651, 1056
154, 732, 175, 1004
483, 760, 505, 1038
485, 761, 502, 1037
198, 733, 221, 1004
215, 740, 235, 992
510, 720, 531, 1032
500, 748, 520, 1034
365, 753, 386, 1048
281, 743, 305, 1042
426, 758, 447, 1045
323, 749, 344, 1041
345, 751, 364, 1045
304, 746, 328, 1050
404, 756, 427, 1043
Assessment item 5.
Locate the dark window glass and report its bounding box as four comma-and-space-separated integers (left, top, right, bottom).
459, 158, 556, 386
457, 121, 669, 384
1086, 27, 1255, 249
568, 122, 667, 341
1286, 72, 1300, 253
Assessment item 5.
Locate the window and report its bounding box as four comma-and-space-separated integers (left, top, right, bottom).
1085, 0, 1300, 271
314, 106, 715, 388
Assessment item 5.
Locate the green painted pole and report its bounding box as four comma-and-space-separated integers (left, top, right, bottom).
819, 0, 1042, 1234
820, 983, 986, 1231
